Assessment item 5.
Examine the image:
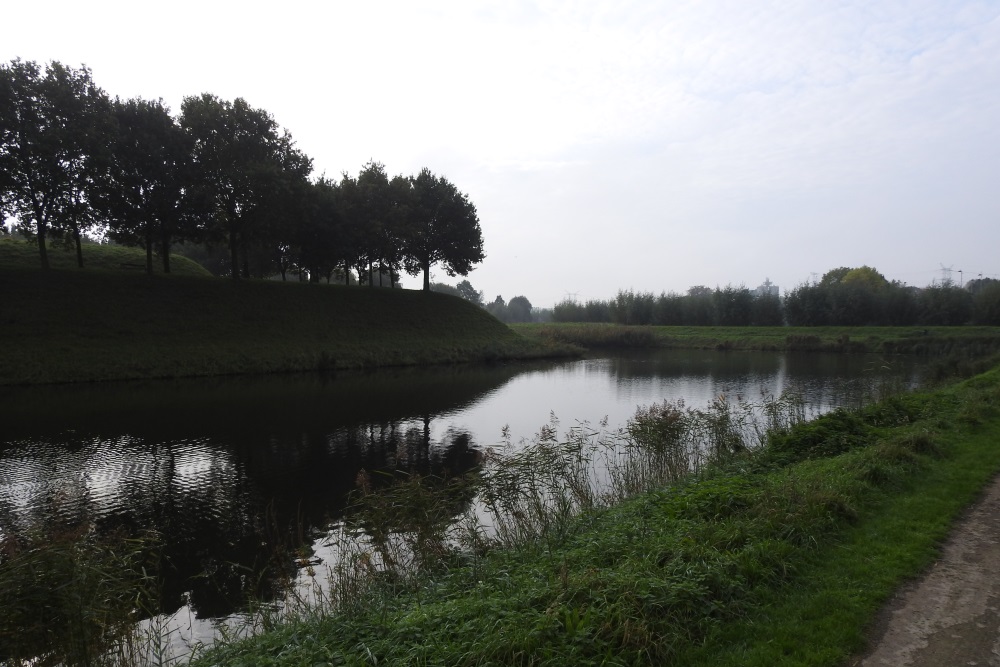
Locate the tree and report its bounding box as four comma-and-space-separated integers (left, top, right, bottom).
784, 283, 830, 326
685, 286, 715, 326
919, 285, 972, 325
332, 172, 370, 286
404, 168, 484, 291
611, 289, 655, 325
819, 267, 852, 286
0, 59, 112, 269
294, 177, 342, 282
485, 295, 507, 321
507, 295, 533, 323
713, 285, 753, 326
455, 279, 484, 306
750, 292, 784, 326
653, 292, 686, 325
841, 265, 889, 290
99, 97, 197, 273
430, 282, 461, 298
355, 161, 410, 287
180, 94, 311, 279
972, 281, 1000, 325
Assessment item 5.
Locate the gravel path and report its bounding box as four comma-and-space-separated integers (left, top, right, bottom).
852, 474, 1000, 666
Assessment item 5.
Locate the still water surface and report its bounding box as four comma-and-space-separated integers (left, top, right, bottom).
0, 349, 924, 652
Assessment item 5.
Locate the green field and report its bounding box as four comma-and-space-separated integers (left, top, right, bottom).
513, 321, 1000, 357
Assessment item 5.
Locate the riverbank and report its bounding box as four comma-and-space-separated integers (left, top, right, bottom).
0, 269, 574, 385
514, 322, 1000, 356
191, 365, 1000, 666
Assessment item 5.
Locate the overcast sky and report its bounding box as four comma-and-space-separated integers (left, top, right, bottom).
6, 1, 999, 306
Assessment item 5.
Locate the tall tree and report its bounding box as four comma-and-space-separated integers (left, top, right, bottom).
404, 168, 485, 291
180, 94, 311, 279
0, 59, 112, 269
384, 173, 413, 287
333, 172, 369, 286
295, 177, 343, 282
355, 161, 391, 286
99, 97, 197, 273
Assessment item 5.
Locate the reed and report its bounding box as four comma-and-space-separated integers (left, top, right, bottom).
0, 525, 162, 667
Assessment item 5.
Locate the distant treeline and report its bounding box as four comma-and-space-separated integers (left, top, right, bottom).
0, 60, 484, 287
553, 267, 1000, 327
430, 281, 543, 324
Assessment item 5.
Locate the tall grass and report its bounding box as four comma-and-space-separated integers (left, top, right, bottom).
194, 390, 811, 656
0, 525, 162, 667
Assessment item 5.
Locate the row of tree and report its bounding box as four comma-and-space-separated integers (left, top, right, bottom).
429, 281, 538, 323
552, 267, 1000, 327
0, 60, 485, 286
554, 286, 784, 326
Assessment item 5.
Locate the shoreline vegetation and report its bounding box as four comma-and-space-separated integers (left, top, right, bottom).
189, 363, 1000, 665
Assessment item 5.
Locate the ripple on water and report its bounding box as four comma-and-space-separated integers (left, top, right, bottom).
0, 435, 246, 534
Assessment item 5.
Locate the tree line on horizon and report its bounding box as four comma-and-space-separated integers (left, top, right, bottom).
0, 59, 485, 288
552, 266, 1000, 327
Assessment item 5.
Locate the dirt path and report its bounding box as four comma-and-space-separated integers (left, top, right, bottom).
852, 474, 1000, 666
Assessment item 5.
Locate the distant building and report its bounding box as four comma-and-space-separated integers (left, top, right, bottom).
755, 278, 780, 298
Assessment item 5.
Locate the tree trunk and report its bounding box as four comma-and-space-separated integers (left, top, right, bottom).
145, 234, 154, 275
229, 229, 239, 280
160, 237, 171, 274
36, 220, 49, 270
422, 257, 430, 291
72, 223, 84, 269
241, 244, 250, 279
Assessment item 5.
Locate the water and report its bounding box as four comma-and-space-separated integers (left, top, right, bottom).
0, 349, 924, 656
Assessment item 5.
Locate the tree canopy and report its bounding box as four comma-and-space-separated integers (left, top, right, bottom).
180, 94, 313, 280
0, 60, 112, 269
405, 168, 485, 291
1, 59, 487, 285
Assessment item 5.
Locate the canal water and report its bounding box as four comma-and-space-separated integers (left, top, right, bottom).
0, 349, 925, 656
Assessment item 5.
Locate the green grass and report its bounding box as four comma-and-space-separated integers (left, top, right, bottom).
0, 236, 211, 276
513, 322, 1000, 358
0, 267, 572, 386
189, 367, 1000, 666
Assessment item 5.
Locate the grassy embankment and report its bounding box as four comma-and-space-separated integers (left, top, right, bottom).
0, 235, 214, 276
513, 321, 1000, 356
0, 239, 571, 385
190, 365, 1000, 666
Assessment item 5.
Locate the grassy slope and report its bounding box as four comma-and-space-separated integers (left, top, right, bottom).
0, 262, 566, 387
194, 369, 1000, 666
0, 236, 212, 276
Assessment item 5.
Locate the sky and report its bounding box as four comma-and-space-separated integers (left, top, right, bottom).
5, 0, 1000, 307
